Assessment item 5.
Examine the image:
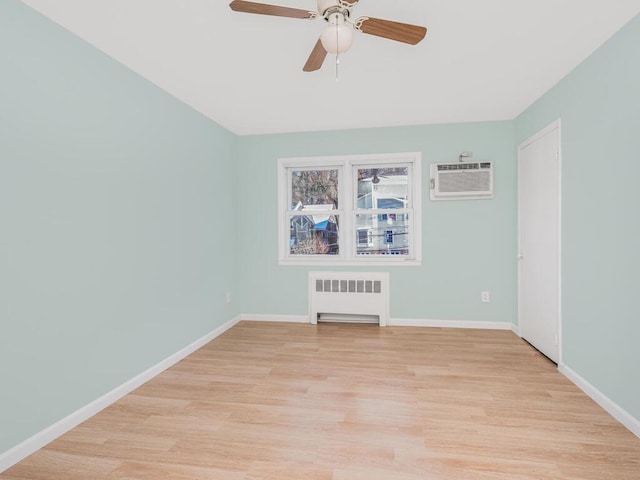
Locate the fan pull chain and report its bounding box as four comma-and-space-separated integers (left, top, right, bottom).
335, 22, 340, 82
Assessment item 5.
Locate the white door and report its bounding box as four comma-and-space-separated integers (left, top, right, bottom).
518, 121, 561, 363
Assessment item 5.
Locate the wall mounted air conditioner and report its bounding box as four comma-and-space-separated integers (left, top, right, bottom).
429, 161, 494, 200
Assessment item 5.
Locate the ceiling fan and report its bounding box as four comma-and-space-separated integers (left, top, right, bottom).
229, 0, 427, 72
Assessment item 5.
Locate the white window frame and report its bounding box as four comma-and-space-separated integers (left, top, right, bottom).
277, 152, 422, 266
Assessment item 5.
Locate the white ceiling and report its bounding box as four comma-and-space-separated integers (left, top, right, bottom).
21, 0, 640, 135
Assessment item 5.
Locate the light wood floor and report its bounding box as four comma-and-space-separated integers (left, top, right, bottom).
2, 321, 639, 479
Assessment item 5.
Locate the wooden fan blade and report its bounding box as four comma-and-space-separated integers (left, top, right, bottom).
229, 0, 316, 19
303, 38, 328, 72
356, 17, 427, 45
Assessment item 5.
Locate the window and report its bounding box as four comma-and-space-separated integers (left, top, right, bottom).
357, 229, 371, 246
278, 153, 422, 265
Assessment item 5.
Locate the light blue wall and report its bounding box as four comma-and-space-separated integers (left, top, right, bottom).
0, 1, 238, 453
2, 0, 638, 460
236, 122, 517, 323
515, 15, 640, 419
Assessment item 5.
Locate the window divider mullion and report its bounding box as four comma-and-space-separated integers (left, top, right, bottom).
342, 162, 353, 260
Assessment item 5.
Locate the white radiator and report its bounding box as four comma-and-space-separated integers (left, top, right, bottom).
308, 272, 390, 326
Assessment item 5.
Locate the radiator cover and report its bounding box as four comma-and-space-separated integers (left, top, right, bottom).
308, 272, 390, 326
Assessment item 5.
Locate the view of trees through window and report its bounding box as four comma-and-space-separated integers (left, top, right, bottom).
356, 167, 406, 182
290, 170, 339, 209
279, 154, 420, 263
289, 169, 340, 255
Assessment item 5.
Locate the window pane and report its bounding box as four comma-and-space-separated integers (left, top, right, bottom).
290, 169, 339, 210
356, 167, 408, 210
290, 214, 340, 255
355, 214, 409, 256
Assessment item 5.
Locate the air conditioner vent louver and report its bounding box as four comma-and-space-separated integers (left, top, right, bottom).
437, 163, 480, 171
430, 161, 494, 200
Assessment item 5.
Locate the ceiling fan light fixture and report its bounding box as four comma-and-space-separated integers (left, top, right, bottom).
320, 14, 354, 54
228, 1, 428, 73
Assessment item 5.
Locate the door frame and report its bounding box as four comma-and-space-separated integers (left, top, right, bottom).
517, 118, 562, 364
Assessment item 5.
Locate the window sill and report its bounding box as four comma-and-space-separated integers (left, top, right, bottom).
279, 258, 422, 267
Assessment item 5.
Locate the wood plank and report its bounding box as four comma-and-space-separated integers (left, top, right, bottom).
2, 321, 639, 479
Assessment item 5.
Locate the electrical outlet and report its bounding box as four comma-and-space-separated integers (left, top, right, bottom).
226, 292, 232, 304
481, 291, 490, 303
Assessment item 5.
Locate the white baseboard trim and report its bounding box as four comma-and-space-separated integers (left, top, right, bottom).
236, 315, 518, 331
388, 318, 515, 330
511, 323, 521, 336
237, 314, 310, 323
0, 316, 240, 474
559, 363, 640, 439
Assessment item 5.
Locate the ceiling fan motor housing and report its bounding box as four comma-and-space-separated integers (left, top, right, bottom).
318, 0, 352, 18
